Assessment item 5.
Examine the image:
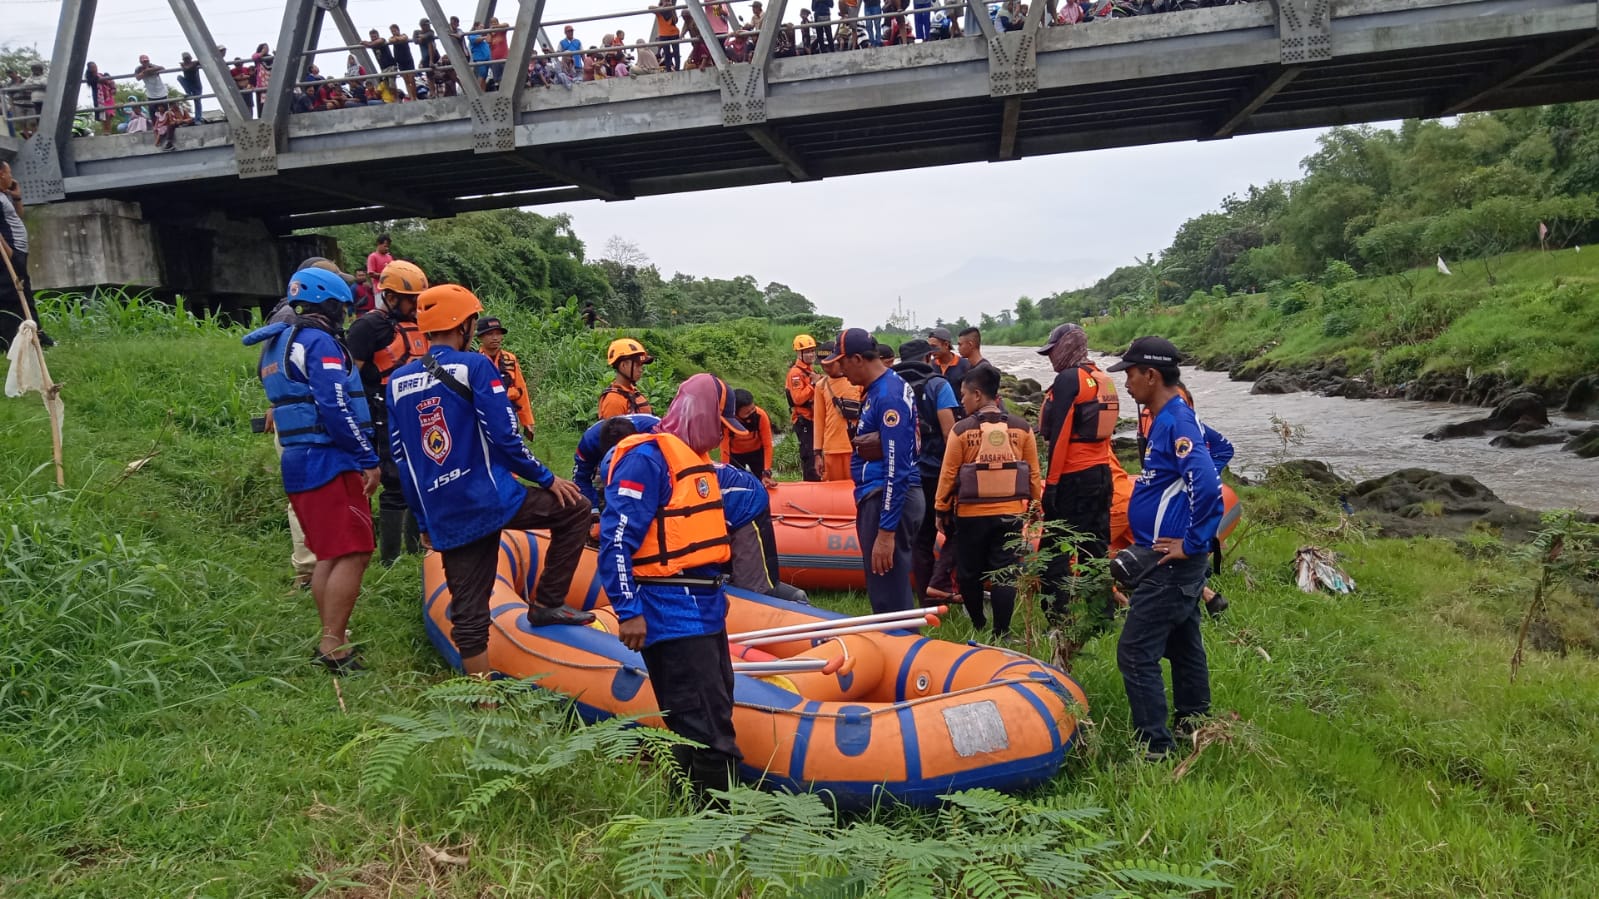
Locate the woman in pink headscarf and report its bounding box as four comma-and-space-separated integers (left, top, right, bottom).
598, 373, 747, 806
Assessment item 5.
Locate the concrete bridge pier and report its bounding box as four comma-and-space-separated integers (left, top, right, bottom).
26, 199, 338, 316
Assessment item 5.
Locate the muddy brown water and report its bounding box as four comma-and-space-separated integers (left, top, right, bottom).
986, 346, 1598, 513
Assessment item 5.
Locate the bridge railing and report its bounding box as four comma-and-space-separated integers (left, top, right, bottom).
44, 0, 1119, 129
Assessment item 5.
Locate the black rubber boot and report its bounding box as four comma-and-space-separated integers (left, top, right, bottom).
378, 508, 406, 568
404, 510, 421, 555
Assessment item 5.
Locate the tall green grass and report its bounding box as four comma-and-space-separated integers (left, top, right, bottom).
2, 294, 1598, 896
1086, 249, 1599, 392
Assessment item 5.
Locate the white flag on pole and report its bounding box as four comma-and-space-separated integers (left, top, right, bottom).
1436, 256, 1453, 275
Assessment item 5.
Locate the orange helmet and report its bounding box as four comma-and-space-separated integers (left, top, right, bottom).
793, 334, 817, 351
606, 337, 652, 367
378, 260, 428, 295
416, 284, 483, 333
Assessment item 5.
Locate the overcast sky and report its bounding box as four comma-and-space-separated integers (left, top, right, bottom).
10, 0, 1328, 325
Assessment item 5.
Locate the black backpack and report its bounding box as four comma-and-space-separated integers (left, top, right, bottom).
894, 362, 948, 466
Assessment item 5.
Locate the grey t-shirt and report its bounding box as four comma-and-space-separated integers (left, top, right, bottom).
0, 193, 28, 254
141, 69, 170, 101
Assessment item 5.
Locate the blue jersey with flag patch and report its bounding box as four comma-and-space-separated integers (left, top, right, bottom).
1127, 396, 1223, 557
387, 346, 556, 551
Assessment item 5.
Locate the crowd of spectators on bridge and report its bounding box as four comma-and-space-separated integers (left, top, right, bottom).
0, 0, 1242, 140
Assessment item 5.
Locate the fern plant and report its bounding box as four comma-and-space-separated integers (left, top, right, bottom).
348, 677, 692, 832
603, 787, 1228, 898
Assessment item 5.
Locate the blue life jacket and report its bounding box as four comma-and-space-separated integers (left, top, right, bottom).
245, 321, 372, 447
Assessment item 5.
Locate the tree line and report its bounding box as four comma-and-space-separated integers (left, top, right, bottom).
987, 101, 1599, 337
319, 212, 831, 330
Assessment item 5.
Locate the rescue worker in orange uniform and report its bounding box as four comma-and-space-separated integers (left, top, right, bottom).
345, 258, 429, 567
599, 337, 654, 419
934, 364, 1043, 641
719, 388, 776, 487
787, 334, 821, 481
475, 317, 535, 441
1036, 322, 1120, 620
599, 373, 747, 805
811, 342, 863, 481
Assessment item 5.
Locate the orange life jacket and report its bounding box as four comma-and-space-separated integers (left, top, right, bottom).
486, 349, 525, 403
1045, 362, 1119, 483
786, 362, 816, 422
958, 414, 1033, 503
607, 432, 731, 577
599, 382, 654, 418
372, 318, 427, 386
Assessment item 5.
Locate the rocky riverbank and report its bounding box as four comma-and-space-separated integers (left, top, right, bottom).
1200, 358, 1599, 460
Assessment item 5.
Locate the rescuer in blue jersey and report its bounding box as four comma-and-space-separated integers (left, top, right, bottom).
1106, 336, 1224, 760
828, 327, 925, 614
386, 285, 594, 681
242, 267, 380, 673
574, 413, 660, 507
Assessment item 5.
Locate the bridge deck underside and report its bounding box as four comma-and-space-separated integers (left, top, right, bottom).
73, 15, 1599, 230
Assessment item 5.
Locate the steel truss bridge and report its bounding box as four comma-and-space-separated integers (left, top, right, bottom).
7, 0, 1599, 232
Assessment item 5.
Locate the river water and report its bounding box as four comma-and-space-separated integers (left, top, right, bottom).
985, 346, 1598, 512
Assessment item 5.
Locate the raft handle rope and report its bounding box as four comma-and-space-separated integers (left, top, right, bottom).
484, 611, 1069, 719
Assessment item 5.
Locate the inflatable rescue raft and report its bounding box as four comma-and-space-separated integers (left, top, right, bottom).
423, 531, 1088, 807
770, 480, 1242, 591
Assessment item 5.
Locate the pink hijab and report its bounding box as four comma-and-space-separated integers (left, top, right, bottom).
659, 373, 743, 454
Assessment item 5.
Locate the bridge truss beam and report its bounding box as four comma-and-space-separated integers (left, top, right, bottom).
20, 0, 96, 203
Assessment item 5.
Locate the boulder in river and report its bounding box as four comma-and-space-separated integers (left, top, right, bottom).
1424, 391, 1550, 440
1563, 374, 1599, 417
1250, 371, 1303, 395
1489, 428, 1577, 449
1566, 426, 1599, 459
1348, 468, 1542, 541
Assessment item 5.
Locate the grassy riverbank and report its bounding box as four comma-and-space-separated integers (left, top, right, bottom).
3, 297, 1598, 897
1080, 249, 1599, 399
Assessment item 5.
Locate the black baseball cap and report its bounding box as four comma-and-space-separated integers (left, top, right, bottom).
927, 327, 954, 343
898, 338, 933, 363
1105, 336, 1182, 372
822, 327, 875, 363
475, 316, 508, 336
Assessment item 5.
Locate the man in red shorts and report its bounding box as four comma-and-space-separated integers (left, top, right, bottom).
243, 267, 381, 673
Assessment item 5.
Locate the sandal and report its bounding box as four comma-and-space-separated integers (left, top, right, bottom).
527, 605, 597, 627
314, 648, 365, 675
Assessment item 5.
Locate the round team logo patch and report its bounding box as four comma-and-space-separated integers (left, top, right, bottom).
696, 477, 711, 498
882, 410, 901, 428
1174, 436, 1194, 459
986, 430, 1007, 447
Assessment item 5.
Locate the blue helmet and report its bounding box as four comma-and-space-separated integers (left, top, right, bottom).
286, 267, 354, 306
